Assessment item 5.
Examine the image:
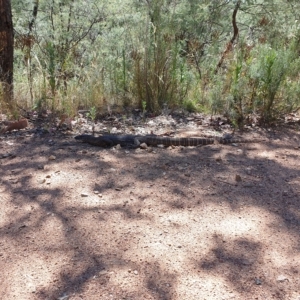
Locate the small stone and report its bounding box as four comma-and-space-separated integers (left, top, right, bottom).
115, 188, 121, 191
242, 259, 253, 266
46, 175, 51, 178
277, 275, 288, 282
115, 144, 121, 150
157, 144, 164, 148
37, 165, 44, 170
243, 183, 253, 188
49, 155, 56, 160
38, 179, 46, 184
140, 143, 148, 149
81, 193, 89, 197
75, 159, 81, 162
94, 190, 99, 194
99, 270, 108, 275
235, 174, 242, 182
216, 157, 222, 162
255, 278, 262, 285
133, 270, 138, 275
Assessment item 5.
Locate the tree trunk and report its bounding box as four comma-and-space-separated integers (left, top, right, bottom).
0, 0, 14, 110
214, 0, 240, 74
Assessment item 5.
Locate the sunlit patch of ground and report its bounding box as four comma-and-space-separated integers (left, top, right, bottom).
0, 129, 299, 299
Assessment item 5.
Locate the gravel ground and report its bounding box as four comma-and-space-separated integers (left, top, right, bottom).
0, 114, 299, 300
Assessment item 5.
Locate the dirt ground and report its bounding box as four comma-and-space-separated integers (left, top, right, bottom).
0, 114, 300, 300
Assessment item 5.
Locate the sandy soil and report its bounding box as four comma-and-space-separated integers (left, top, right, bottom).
0, 115, 299, 300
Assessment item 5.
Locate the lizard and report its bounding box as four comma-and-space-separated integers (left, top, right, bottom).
74, 134, 263, 148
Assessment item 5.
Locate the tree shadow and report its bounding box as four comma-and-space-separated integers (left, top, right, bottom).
0, 129, 299, 298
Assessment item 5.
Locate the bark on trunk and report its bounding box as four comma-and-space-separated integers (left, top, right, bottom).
0, 0, 14, 109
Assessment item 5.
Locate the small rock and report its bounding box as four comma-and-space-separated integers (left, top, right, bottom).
115, 188, 121, 191
38, 179, 46, 184
157, 144, 164, 148
255, 278, 262, 285
81, 193, 89, 197
46, 175, 51, 178
140, 143, 148, 149
115, 144, 121, 150
243, 183, 253, 188
49, 155, 56, 160
216, 157, 222, 162
277, 275, 288, 282
37, 165, 44, 170
235, 174, 242, 182
242, 259, 253, 266
133, 270, 138, 275
94, 190, 99, 194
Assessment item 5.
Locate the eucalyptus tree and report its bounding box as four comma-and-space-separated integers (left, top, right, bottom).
0, 0, 14, 110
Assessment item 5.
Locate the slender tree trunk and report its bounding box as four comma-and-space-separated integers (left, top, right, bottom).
0, 0, 14, 110
215, 0, 240, 74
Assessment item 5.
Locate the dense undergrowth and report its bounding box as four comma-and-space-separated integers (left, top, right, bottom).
2, 0, 300, 126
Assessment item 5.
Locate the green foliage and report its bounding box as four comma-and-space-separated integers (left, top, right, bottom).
183, 99, 199, 113
87, 106, 97, 121
10, 0, 300, 123
45, 42, 56, 97
249, 45, 294, 122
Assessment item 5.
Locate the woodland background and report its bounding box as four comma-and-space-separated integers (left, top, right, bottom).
4, 0, 300, 125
